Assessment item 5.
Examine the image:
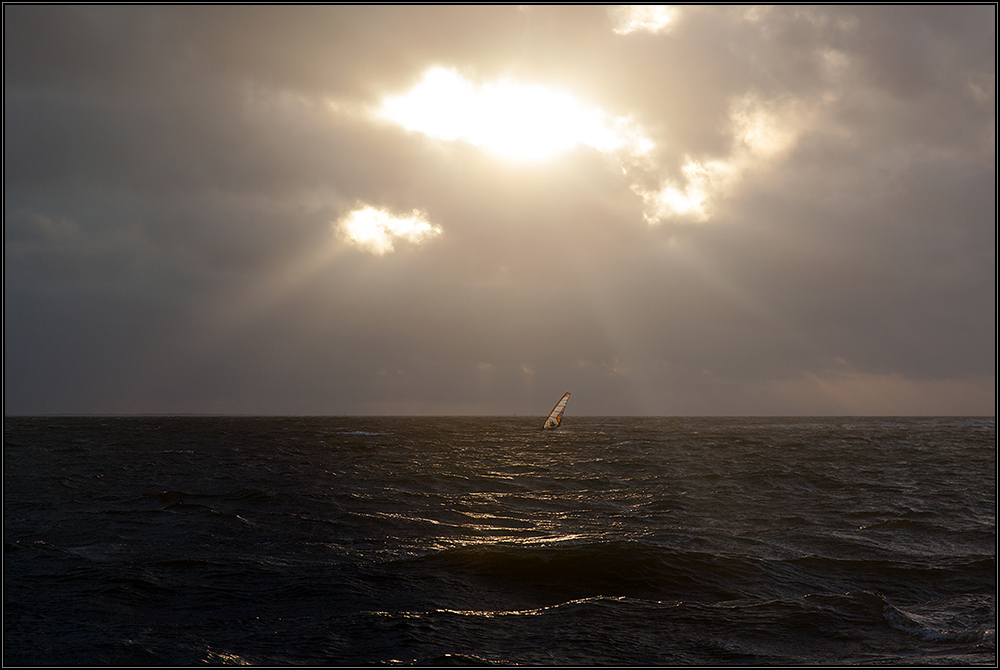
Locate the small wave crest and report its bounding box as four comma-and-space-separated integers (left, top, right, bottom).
884, 595, 996, 643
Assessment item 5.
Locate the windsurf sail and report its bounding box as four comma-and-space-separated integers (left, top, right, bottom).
542, 392, 570, 429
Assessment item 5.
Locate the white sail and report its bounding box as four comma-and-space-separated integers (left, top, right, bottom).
542, 392, 570, 429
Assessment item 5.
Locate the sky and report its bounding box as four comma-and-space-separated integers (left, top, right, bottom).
4, 5, 996, 416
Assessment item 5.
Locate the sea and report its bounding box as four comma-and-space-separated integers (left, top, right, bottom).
3, 416, 996, 666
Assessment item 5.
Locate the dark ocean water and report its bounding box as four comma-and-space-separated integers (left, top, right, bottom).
3, 416, 996, 666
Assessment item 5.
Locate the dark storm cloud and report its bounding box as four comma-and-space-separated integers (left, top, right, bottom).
4, 5, 994, 415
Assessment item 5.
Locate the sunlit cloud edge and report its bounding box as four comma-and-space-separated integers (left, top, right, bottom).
337, 204, 443, 255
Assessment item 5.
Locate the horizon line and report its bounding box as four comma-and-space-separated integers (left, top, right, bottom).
4, 413, 995, 419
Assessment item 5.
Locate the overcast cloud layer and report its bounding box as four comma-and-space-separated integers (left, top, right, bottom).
4, 6, 995, 415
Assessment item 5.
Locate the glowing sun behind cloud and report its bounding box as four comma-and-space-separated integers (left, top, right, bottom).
376, 67, 652, 162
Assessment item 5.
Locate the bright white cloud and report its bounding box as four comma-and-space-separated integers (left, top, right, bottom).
636, 94, 818, 223
375, 67, 653, 162
632, 158, 736, 223
609, 5, 678, 35
337, 205, 442, 255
